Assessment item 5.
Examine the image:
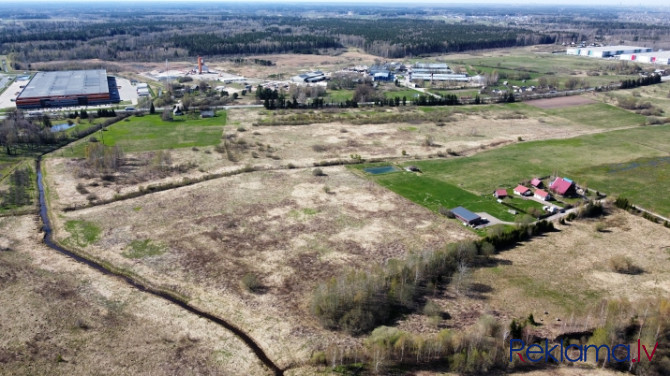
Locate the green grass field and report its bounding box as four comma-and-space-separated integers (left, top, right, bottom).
60, 112, 227, 156
326, 89, 354, 102
383, 88, 422, 99
542, 102, 647, 128
382, 124, 670, 217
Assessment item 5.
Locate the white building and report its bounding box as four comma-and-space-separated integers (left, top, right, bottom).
619, 51, 670, 65
566, 45, 652, 58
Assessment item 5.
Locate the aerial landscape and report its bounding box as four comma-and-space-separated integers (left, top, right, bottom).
2, 1, 670, 375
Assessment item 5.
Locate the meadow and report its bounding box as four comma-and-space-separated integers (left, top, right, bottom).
60, 112, 227, 157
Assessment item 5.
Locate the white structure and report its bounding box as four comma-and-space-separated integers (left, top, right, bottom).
566, 45, 652, 58
619, 51, 670, 65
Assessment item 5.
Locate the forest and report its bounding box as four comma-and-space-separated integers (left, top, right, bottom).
3, 3, 669, 64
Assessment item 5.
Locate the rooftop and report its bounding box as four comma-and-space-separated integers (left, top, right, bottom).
451, 206, 481, 222
18, 69, 109, 99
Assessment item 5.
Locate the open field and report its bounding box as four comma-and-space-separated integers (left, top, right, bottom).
60, 112, 227, 157
527, 95, 596, 109
356, 169, 543, 223
44, 101, 651, 210
47, 166, 477, 367
0, 215, 268, 375
389, 124, 670, 216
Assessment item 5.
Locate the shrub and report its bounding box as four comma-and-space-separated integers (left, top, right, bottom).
423, 300, 442, 317
313, 168, 325, 176
595, 222, 608, 232
237, 126, 246, 132
312, 144, 328, 152
76, 183, 89, 195
240, 273, 262, 292
609, 255, 643, 275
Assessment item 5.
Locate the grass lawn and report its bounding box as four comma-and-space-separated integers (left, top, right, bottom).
60, 112, 227, 157
358, 169, 518, 222
541, 102, 647, 128
383, 88, 422, 100
391, 124, 670, 216
325, 89, 354, 103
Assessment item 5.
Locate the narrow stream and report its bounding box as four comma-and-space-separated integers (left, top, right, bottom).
35, 158, 283, 376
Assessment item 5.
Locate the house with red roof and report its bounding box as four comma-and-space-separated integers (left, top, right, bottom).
530, 178, 543, 188
534, 189, 552, 201
494, 189, 508, 199
549, 177, 576, 196
513, 185, 531, 196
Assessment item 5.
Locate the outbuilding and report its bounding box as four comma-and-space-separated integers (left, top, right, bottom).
534, 189, 552, 201
494, 189, 508, 199
514, 185, 531, 196
451, 206, 481, 226
550, 177, 576, 196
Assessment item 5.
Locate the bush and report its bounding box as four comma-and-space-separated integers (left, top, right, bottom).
609, 255, 643, 275
240, 273, 262, 292
313, 168, 325, 176
595, 222, 608, 232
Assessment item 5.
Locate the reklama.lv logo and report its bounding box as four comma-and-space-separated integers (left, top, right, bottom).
509, 339, 658, 363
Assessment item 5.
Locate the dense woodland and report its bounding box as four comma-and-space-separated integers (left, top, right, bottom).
2, 3, 670, 66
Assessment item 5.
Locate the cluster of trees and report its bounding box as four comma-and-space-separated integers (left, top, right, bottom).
96, 109, 118, 118
311, 239, 493, 334
172, 32, 342, 56
620, 74, 662, 89
0, 167, 33, 210
84, 142, 123, 172
0, 111, 60, 155
414, 94, 460, 106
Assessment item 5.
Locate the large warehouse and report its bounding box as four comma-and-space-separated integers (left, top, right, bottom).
16, 69, 120, 109
566, 45, 652, 58
619, 51, 670, 65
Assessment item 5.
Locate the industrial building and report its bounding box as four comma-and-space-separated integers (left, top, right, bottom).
291, 71, 326, 83
410, 62, 468, 82
451, 206, 482, 226
16, 69, 120, 109
566, 45, 652, 58
619, 51, 670, 65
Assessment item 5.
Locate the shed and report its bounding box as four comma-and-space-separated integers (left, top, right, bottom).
451, 206, 481, 225
530, 178, 543, 188
514, 185, 531, 196
494, 189, 508, 199
534, 189, 551, 201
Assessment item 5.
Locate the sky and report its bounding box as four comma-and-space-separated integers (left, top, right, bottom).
5, 0, 669, 5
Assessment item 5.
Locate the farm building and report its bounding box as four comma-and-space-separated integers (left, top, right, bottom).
494, 189, 508, 199
291, 71, 326, 83
410, 62, 469, 82
619, 51, 670, 65
15, 69, 120, 109
451, 206, 481, 226
566, 45, 652, 58
550, 177, 576, 196
513, 185, 531, 196
530, 178, 543, 188
534, 189, 552, 201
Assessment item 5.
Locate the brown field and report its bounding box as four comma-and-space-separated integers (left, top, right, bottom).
0, 215, 269, 375
391, 210, 670, 343
46, 104, 640, 210
48, 166, 476, 368
527, 96, 597, 109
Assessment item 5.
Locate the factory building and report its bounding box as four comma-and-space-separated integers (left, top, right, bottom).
291, 71, 326, 83
15, 69, 120, 109
619, 51, 670, 65
566, 45, 652, 58
409, 62, 469, 82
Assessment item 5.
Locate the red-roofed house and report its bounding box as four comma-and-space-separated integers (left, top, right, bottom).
550, 177, 575, 196
514, 185, 531, 196
494, 189, 508, 199
534, 189, 552, 201
530, 178, 543, 188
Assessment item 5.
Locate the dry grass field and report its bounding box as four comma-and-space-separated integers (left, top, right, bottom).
0, 215, 269, 375
389, 210, 670, 342
44, 102, 642, 210
48, 166, 477, 368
